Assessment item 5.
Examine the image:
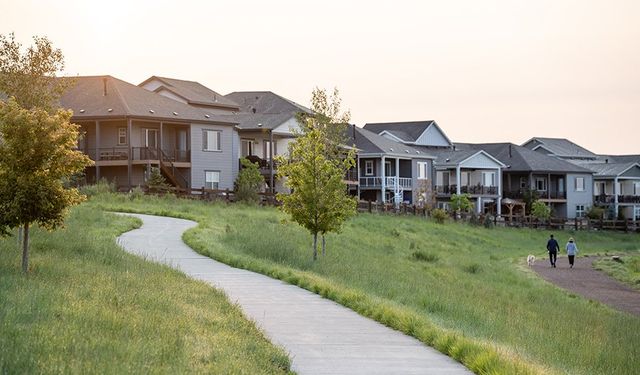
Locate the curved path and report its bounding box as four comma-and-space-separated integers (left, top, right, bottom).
116, 213, 471, 375
532, 256, 640, 316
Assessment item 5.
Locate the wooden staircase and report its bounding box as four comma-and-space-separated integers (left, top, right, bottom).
159, 149, 189, 191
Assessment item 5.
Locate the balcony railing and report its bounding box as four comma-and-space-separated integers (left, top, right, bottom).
437, 184, 498, 196
345, 169, 358, 182
595, 195, 640, 204
86, 147, 190, 163
504, 190, 566, 200
359, 176, 412, 189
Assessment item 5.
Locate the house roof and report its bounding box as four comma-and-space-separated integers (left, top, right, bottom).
139, 76, 240, 109
458, 142, 592, 173
217, 112, 297, 131
426, 148, 505, 168
523, 137, 597, 159
363, 120, 438, 143
59, 76, 237, 125
346, 126, 435, 159
575, 162, 640, 177
596, 154, 640, 164
225, 91, 313, 115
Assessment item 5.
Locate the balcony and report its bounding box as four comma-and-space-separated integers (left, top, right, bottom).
595, 195, 640, 204
240, 155, 277, 175
85, 147, 190, 165
437, 184, 498, 196
504, 190, 566, 200
359, 176, 412, 189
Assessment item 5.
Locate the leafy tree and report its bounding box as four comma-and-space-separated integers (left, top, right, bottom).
0, 33, 71, 111
522, 188, 539, 215
450, 193, 473, 219
531, 201, 551, 221
0, 99, 93, 272
235, 158, 264, 204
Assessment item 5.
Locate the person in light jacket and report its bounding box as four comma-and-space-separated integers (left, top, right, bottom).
566, 238, 579, 268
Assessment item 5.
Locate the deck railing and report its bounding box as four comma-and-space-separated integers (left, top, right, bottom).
437, 185, 498, 195
359, 176, 412, 189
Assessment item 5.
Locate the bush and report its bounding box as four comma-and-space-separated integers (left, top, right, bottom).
411, 251, 439, 263
432, 208, 448, 224
586, 206, 605, 220
129, 186, 145, 200
235, 158, 263, 204
147, 167, 171, 193
450, 194, 472, 215
531, 201, 551, 221
79, 178, 115, 197
469, 212, 480, 226
483, 215, 494, 229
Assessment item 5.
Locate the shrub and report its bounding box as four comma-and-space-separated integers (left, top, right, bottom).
469, 212, 480, 226
235, 158, 263, 204
483, 215, 494, 229
450, 194, 472, 215
79, 178, 115, 197
531, 201, 551, 221
129, 186, 145, 200
586, 206, 605, 220
432, 208, 448, 224
147, 167, 171, 193
411, 251, 439, 263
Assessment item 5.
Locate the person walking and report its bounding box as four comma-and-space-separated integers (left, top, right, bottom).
566, 237, 579, 268
546, 234, 559, 267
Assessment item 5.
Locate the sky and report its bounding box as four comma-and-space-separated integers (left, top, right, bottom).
2, 0, 639, 154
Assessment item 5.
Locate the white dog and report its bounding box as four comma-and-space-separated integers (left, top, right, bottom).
527, 254, 536, 267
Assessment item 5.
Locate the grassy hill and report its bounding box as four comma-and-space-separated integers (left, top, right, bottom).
0, 206, 292, 374
90, 192, 640, 375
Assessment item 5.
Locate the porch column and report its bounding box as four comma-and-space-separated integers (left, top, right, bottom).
381, 156, 386, 203
456, 165, 461, 195
95, 121, 101, 181
127, 118, 133, 189
159, 122, 164, 158
269, 130, 274, 194
497, 168, 502, 216
395, 158, 400, 205
477, 197, 482, 213
356, 155, 361, 199
614, 176, 619, 217
547, 173, 551, 205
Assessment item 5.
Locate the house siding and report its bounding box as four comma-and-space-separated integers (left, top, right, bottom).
566, 173, 594, 218
190, 123, 235, 190
416, 125, 450, 147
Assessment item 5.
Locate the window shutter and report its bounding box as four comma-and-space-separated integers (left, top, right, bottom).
203, 130, 208, 151
217, 131, 221, 151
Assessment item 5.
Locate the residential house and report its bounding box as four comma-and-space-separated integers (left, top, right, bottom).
521, 137, 599, 162
61, 75, 239, 191
345, 126, 435, 204
458, 143, 594, 218
364, 121, 504, 214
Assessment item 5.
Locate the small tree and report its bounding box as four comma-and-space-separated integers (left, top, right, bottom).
146, 167, 170, 193
522, 188, 539, 215
415, 179, 436, 212
0, 99, 93, 273
531, 201, 552, 221
450, 193, 473, 219
235, 158, 263, 204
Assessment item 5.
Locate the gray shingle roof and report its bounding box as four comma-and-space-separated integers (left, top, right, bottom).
363, 121, 436, 142
346, 126, 434, 159
574, 162, 640, 177
216, 112, 297, 131
139, 76, 240, 109
225, 91, 313, 115
427, 149, 481, 166
460, 143, 592, 173
524, 137, 597, 159
59, 76, 237, 125
596, 154, 640, 164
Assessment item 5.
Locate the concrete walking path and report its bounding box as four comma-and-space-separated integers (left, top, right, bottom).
116, 213, 472, 375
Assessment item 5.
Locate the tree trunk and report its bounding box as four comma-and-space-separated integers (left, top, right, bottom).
322, 235, 326, 257
17, 225, 22, 247
22, 222, 30, 274
312, 233, 318, 261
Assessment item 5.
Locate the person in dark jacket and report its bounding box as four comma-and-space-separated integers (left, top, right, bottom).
546, 234, 559, 267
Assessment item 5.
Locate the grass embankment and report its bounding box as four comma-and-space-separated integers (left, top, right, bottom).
594, 253, 640, 290
0, 206, 291, 374
90, 192, 640, 375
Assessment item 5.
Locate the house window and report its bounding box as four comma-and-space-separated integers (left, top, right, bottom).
118, 127, 127, 145
576, 205, 586, 218
519, 177, 527, 189
417, 162, 429, 180
241, 139, 254, 157
482, 172, 496, 187
204, 171, 220, 189
203, 130, 221, 151
634, 182, 640, 196
365, 160, 374, 176
595, 181, 606, 195
635, 206, 640, 221
263, 140, 276, 160
385, 161, 391, 176
575, 177, 585, 192
536, 177, 547, 191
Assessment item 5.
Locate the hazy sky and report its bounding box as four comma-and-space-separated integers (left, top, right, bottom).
2, 0, 639, 154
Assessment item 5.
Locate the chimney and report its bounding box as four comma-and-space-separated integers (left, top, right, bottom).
102, 77, 107, 96
509, 144, 512, 158
605, 158, 609, 164
352, 124, 356, 141
252, 107, 256, 114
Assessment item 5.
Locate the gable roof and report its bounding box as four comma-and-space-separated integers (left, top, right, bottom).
428, 148, 505, 168
576, 162, 640, 178
139, 76, 239, 110
217, 112, 297, 131
522, 137, 597, 159
346, 126, 435, 159
363, 121, 452, 146
596, 154, 640, 164
225, 91, 313, 115
459, 143, 592, 173
59, 76, 237, 125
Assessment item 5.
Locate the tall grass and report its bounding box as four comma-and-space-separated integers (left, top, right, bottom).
594, 253, 640, 289
90, 192, 640, 375
0, 205, 291, 374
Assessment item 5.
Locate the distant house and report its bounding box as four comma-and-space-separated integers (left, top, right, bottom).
522, 137, 640, 220
61, 75, 238, 191
458, 143, 594, 218
345, 126, 435, 204
364, 121, 504, 214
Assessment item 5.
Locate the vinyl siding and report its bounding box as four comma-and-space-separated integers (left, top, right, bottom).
190, 123, 235, 190
566, 173, 594, 218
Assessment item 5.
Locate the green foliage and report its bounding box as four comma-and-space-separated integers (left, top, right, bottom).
450, 194, 472, 214
469, 212, 480, 226
586, 206, 605, 220
411, 250, 439, 263
0, 207, 291, 373
531, 201, 551, 220
522, 189, 539, 215
0, 33, 72, 111
79, 178, 116, 197
129, 186, 145, 200
146, 167, 170, 193
483, 215, 494, 229
594, 254, 640, 290
432, 208, 448, 224
235, 158, 263, 204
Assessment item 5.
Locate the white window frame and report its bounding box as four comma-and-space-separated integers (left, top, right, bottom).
536, 177, 547, 191
203, 130, 222, 152
576, 205, 585, 218
634, 182, 640, 196
483, 172, 496, 187
519, 177, 527, 189
365, 160, 374, 176
118, 127, 127, 145
204, 170, 220, 190
417, 162, 429, 180
384, 161, 391, 176
575, 177, 585, 192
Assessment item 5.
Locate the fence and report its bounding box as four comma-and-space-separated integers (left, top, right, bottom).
136, 185, 279, 206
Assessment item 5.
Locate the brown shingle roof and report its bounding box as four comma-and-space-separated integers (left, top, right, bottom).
139, 76, 240, 110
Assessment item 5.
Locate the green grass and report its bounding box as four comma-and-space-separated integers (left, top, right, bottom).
0, 205, 292, 374
594, 253, 640, 290
90, 192, 640, 375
